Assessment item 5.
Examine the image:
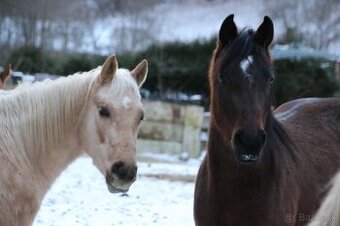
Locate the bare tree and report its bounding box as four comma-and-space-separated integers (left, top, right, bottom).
0, 0, 162, 59
266, 0, 340, 50
108, 0, 161, 52
0, 0, 99, 52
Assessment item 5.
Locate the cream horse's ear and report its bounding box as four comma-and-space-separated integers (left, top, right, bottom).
130, 59, 148, 87
100, 54, 118, 85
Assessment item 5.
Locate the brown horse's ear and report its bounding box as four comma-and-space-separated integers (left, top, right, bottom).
219, 14, 238, 47
0, 64, 11, 83
254, 16, 274, 48
100, 54, 118, 85
130, 59, 148, 87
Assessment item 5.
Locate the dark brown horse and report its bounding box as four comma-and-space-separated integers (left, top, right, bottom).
194, 14, 340, 226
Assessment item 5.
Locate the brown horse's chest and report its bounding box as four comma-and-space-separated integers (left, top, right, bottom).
218, 182, 293, 225
194, 157, 300, 226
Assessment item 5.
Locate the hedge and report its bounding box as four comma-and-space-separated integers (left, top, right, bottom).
4, 41, 339, 108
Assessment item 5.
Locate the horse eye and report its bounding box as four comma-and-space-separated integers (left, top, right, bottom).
140, 112, 144, 122
99, 107, 110, 118
269, 77, 275, 84
217, 72, 227, 84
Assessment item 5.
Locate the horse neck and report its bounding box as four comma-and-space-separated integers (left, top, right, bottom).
0, 71, 97, 189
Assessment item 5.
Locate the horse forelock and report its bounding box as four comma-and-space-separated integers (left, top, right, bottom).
211, 28, 272, 82
110, 69, 141, 99
215, 29, 254, 69
209, 29, 270, 105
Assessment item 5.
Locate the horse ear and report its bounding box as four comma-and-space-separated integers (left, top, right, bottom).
100, 54, 118, 85
254, 16, 274, 48
219, 14, 238, 46
0, 64, 11, 83
130, 59, 148, 87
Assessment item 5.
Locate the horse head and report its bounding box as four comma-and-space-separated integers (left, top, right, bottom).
80, 55, 148, 193
210, 15, 274, 164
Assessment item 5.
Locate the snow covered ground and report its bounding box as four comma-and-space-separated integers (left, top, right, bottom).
33, 154, 201, 226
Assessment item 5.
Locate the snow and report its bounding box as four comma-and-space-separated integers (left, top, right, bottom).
33, 154, 201, 226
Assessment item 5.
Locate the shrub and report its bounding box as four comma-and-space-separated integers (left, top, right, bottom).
273, 58, 338, 106
137, 39, 215, 94
59, 54, 105, 75
5, 42, 338, 109
6, 47, 106, 76
6, 46, 57, 74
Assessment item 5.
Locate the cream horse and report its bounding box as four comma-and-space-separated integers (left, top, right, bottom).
309, 170, 340, 226
0, 55, 148, 226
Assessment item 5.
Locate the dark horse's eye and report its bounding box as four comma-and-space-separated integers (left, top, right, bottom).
217, 72, 228, 84
99, 107, 110, 118
269, 77, 275, 85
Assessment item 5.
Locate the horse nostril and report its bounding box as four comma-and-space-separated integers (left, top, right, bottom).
124, 165, 137, 181
111, 161, 137, 182
259, 130, 266, 146
234, 130, 246, 146
234, 129, 266, 148
111, 161, 125, 176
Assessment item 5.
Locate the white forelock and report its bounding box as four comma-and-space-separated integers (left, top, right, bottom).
110, 69, 141, 99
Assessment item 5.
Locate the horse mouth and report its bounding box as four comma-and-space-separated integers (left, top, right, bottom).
106, 183, 129, 194
105, 174, 130, 194
236, 153, 259, 164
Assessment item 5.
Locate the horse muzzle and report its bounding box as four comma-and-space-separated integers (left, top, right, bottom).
105, 161, 137, 193
233, 129, 266, 164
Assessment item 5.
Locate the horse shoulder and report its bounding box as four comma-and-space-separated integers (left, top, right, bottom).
275, 97, 340, 136
274, 97, 340, 223
274, 98, 320, 121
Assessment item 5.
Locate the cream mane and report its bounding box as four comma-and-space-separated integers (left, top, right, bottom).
0, 69, 98, 172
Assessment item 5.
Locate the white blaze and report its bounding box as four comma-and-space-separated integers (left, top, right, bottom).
122, 96, 132, 108
240, 55, 254, 73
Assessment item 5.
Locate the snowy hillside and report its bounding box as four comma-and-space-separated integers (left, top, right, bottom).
84, 0, 281, 54
88, 0, 339, 56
